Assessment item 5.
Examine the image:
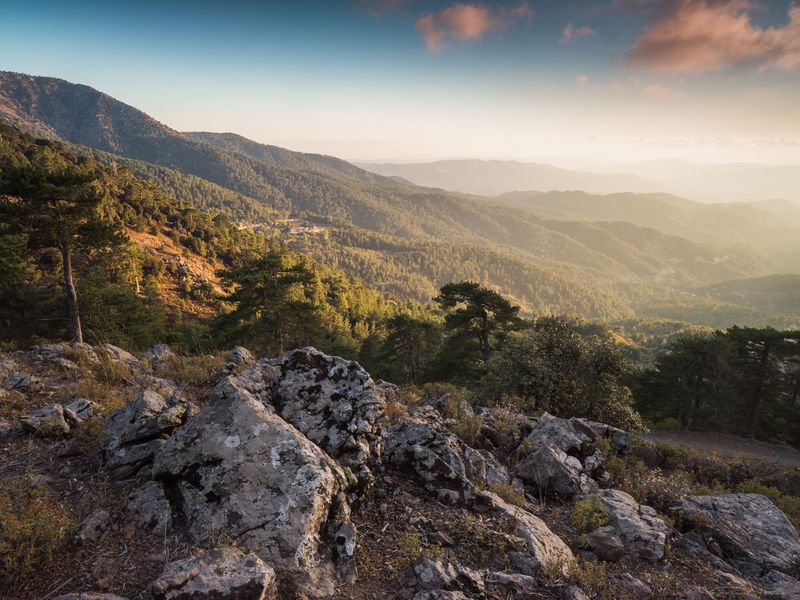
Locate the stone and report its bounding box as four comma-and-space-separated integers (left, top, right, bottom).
101, 344, 139, 365
226, 346, 254, 367
761, 570, 800, 599
6, 371, 42, 392
383, 409, 478, 505
581, 526, 625, 562
484, 571, 537, 599
64, 398, 99, 428
400, 557, 484, 594
77, 508, 110, 544
20, 403, 70, 436
105, 389, 190, 479
147, 547, 277, 600
463, 446, 511, 489
262, 347, 386, 489
563, 587, 591, 600
675, 493, 800, 578
475, 491, 573, 575
140, 344, 175, 369
595, 489, 669, 561
612, 573, 652, 597
127, 481, 171, 535
515, 444, 585, 499
571, 418, 632, 455
413, 593, 470, 600
54, 595, 129, 600
151, 375, 353, 598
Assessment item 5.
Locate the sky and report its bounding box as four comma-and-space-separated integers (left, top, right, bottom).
1, 0, 799, 164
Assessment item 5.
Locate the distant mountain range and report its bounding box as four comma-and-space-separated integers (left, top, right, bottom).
1, 69, 798, 329
361, 159, 800, 204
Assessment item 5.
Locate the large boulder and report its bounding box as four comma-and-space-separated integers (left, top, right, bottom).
147, 547, 277, 600
674, 493, 800, 578
126, 480, 172, 535
594, 489, 670, 562
100, 344, 139, 366
383, 407, 478, 504
263, 347, 386, 489
105, 389, 191, 479
151, 375, 354, 598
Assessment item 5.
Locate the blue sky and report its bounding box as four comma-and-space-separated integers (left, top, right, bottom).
1, 0, 798, 163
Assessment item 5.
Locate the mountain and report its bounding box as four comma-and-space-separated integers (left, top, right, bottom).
0, 70, 791, 327
693, 274, 800, 320
359, 159, 655, 197
495, 190, 800, 271
360, 158, 800, 203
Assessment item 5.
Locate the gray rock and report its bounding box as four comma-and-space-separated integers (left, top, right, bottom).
484, 571, 537, 598
571, 418, 632, 455
147, 547, 277, 600
20, 404, 70, 436
77, 508, 110, 544
463, 446, 511, 489
226, 346, 254, 367
126, 481, 171, 535
6, 371, 42, 392
761, 570, 800, 599
675, 493, 800, 578
64, 398, 99, 428
475, 491, 573, 575
151, 375, 354, 598
383, 408, 478, 505
515, 443, 585, 499
105, 390, 190, 479
563, 587, 591, 600
262, 347, 386, 489
100, 344, 139, 365
413, 593, 470, 600
400, 557, 484, 594
582, 526, 625, 562
612, 573, 652, 597
54, 594, 129, 600
140, 344, 175, 368
595, 489, 669, 561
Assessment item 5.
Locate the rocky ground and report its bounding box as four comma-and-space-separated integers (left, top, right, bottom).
2, 343, 800, 599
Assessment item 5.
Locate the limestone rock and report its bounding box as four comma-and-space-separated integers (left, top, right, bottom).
675, 493, 800, 578
101, 344, 139, 365
262, 347, 386, 489
399, 557, 484, 595
147, 547, 277, 600
6, 370, 42, 392
54, 594, 129, 600
140, 344, 175, 369
582, 526, 625, 562
77, 508, 110, 544
463, 446, 511, 489
105, 389, 190, 479
127, 480, 171, 535
64, 398, 99, 428
151, 376, 353, 598
20, 403, 70, 436
595, 489, 670, 561
484, 571, 537, 598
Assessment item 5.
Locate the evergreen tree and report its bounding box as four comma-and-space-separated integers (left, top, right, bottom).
377, 312, 442, 384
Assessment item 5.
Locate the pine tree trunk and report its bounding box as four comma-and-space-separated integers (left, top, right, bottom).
60, 243, 83, 345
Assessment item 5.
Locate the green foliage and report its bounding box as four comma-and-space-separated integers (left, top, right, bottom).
570, 497, 610, 533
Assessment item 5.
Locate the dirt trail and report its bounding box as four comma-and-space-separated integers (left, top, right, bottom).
645, 430, 800, 468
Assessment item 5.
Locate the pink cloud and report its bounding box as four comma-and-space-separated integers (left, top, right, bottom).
624, 0, 800, 73
560, 23, 597, 43
415, 2, 533, 52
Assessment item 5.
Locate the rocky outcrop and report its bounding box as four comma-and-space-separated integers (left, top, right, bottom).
126, 480, 171, 535
105, 389, 191, 479
675, 493, 800, 578
581, 525, 625, 562
100, 344, 138, 365
151, 375, 354, 598
263, 347, 386, 489
54, 594, 128, 600
140, 344, 175, 369
399, 557, 484, 596
594, 489, 670, 562
383, 407, 478, 504
147, 547, 277, 600
20, 403, 70, 436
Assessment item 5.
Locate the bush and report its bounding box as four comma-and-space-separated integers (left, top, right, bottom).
488, 483, 526, 507
570, 497, 609, 533
450, 414, 482, 446
0, 476, 76, 583
159, 354, 224, 387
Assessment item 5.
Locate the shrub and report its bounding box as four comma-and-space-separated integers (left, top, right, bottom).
488, 483, 526, 507
0, 475, 76, 583
92, 355, 133, 386
570, 497, 609, 533
159, 354, 224, 387
450, 414, 482, 446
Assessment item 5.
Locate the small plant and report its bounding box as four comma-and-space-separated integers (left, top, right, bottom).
397, 531, 423, 568
450, 414, 482, 446
384, 401, 409, 424
570, 497, 610, 533
488, 483, 526, 507
72, 418, 109, 453
159, 354, 224, 387
0, 475, 76, 584
567, 560, 614, 599
92, 354, 134, 386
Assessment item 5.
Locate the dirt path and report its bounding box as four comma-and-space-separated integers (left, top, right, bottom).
645, 430, 800, 468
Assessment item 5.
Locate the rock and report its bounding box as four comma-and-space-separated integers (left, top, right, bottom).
262, 347, 386, 489
140, 344, 175, 369
485, 571, 537, 598
400, 557, 484, 594
433, 393, 474, 420
463, 446, 511, 489
151, 375, 353, 598
54, 357, 79, 371
595, 489, 669, 562
127, 481, 171, 535
571, 418, 632, 456
105, 389, 190, 479
77, 508, 110, 543
64, 398, 99, 428
0, 354, 17, 379
761, 570, 800, 599
674, 493, 800, 578
515, 444, 586, 499
226, 346, 254, 368
581, 526, 625, 562
383, 408, 478, 504
6, 370, 42, 392
413, 593, 470, 600
563, 587, 591, 600
20, 403, 70, 436
475, 491, 573, 575
147, 547, 277, 600
101, 344, 139, 365
612, 573, 652, 597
